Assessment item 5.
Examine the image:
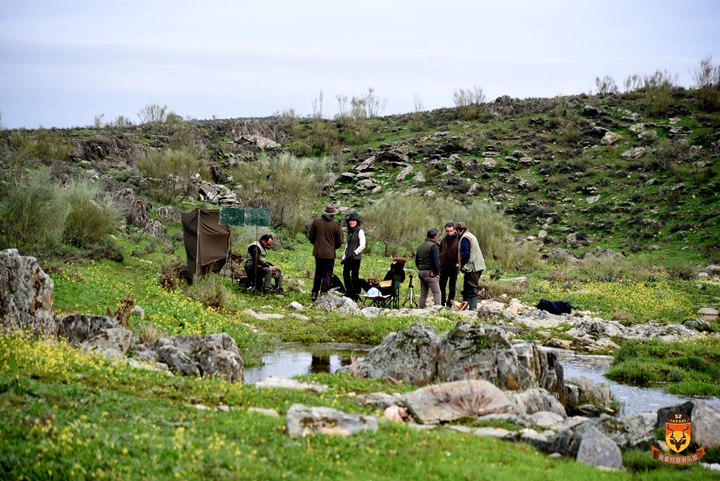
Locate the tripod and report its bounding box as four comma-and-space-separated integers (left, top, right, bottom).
403, 274, 417, 308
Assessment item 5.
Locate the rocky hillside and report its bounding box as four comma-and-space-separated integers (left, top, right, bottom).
2, 88, 719, 260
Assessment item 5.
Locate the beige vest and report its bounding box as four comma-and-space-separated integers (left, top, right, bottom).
458, 230, 486, 273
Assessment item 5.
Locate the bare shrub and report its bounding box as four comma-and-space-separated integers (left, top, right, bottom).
137, 147, 203, 204
642, 70, 678, 116
453, 85, 486, 120
476, 280, 527, 300
664, 261, 696, 280
61, 179, 124, 247
692, 55, 720, 112
595, 75, 619, 95
311, 91, 324, 119
107, 293, 135, 327
112, 115, 134, 127
160, 257, 191, 290
137, 103, 168, 124
611, 309, 633, 322
137, 323, 161, 344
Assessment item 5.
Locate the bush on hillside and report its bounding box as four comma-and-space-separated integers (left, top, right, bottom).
137, 147, 203, 204
692, 55, 720, 112
229, 153, 334, 237
61, 179, 125, 247
0, 169, 68, 251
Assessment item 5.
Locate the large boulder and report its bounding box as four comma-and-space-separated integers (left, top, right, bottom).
576, 426, 623, 469
563, 376, 614, 415
400, 380, 520, 424
353, 323, 440, 386
57, 314, 133, 359
132, 333, 244, 382
286, 404, 378, 437
0, 249, 56, 337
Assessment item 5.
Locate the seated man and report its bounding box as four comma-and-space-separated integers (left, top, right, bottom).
359, 257, 406, 295
244, 234, 283, 294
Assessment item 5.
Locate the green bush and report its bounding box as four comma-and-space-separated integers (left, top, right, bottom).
187, 274, 233, 310
61, 179, 124, 247
136, 147, 203, 204
0, 169, 68, 251
229, 153, 334, 236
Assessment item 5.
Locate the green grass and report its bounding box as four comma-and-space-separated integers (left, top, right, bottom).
606, 338, 720, 395
3, 334, 718, 480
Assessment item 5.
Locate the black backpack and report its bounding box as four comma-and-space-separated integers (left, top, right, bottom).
536, 299, 572, 315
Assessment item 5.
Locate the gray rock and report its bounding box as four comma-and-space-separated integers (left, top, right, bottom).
693, 401, 720, 449
564, 376, 614, 415
473, 427, 512, 438
286, 404, 378, 437
314, 293, 362, 315
137, 333, 244, 382
0, 249, 56, 337
110, 188, 150, 230
437, 323, 522, 389
576, 426, 623, 469
565, 319, 624, 339
530, 411, 566, 428
656, 401, 695, 428
354, 392, 401, 410
508, 388, 566, 417
58, 314, 133, 359
600, 132, 622, 146
400, 380, 519, 424
354, 322, 440, 386
520, 428, 555, 453
620, 147, 645, 160
395, 165, 414, 182
638, 130, 658, 142
591, 412, 656, 449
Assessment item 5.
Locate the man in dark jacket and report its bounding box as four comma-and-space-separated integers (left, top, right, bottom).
438, 222, 459, 307
244, 234, 282, 293
415, 228, 441, 308
307, 203, 344, 301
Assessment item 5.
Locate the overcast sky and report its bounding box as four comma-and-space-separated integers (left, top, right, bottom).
1, 0, 718, 129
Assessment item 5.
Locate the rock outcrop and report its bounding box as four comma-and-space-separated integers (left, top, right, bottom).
57, 314, 133, 359
131, 333, 244, 382
0, 249, 56, 337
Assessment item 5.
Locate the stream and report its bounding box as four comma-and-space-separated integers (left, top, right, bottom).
244, 343, 720, 416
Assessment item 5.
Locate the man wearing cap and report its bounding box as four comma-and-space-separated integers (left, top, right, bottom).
341, 212, 365, 301
307, 203, 344, 301
414, 228, 441, 308
454, 221, 486, 311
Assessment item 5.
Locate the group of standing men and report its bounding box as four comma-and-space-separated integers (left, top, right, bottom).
414, 221, 485, 310
248, 201, 485, 310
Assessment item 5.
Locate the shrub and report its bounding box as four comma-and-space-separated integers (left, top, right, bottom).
159, 257, 191, 290
0, 169, 68, 251
86, 237, 124, 262
453, 85, 486, 120
137, 103, 168, 124
229, 153, 334, 236
691, 55, 720, 112
186, 274, 232, 310
61, 179, 124, 247
641, 70, 679, 117
664, 260, 696, 280
136, 147, 203, 204
595, 75, 619, 95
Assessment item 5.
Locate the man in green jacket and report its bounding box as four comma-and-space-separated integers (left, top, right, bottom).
307, 203, 344, 301
455, 222, 486, 311
245, 234, 283, 293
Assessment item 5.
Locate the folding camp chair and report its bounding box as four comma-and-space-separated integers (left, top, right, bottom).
363, 277, 401, 309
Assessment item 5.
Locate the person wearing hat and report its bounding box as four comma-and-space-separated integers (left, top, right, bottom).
454, 221, 486, 311
307, 203, 344, 301
340, 212, 365, 301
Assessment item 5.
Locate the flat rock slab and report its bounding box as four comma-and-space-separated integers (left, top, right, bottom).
253, 376, 328, 392
400, 379, 519, 424
286, 404, 377, 437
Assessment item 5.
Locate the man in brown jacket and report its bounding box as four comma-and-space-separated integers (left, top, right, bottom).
438, 222, 459, 307
307, 203, 344, 301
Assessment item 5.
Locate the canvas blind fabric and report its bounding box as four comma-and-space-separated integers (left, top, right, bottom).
181, 209, 230, 279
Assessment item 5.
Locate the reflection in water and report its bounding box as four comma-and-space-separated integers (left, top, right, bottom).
246, 344, 720, 417
244, 343, 370, 384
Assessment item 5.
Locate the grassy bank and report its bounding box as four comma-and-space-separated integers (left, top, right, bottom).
2, 334, 718, 480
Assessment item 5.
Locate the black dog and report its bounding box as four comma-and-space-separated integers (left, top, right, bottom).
537, 299, 572, 315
